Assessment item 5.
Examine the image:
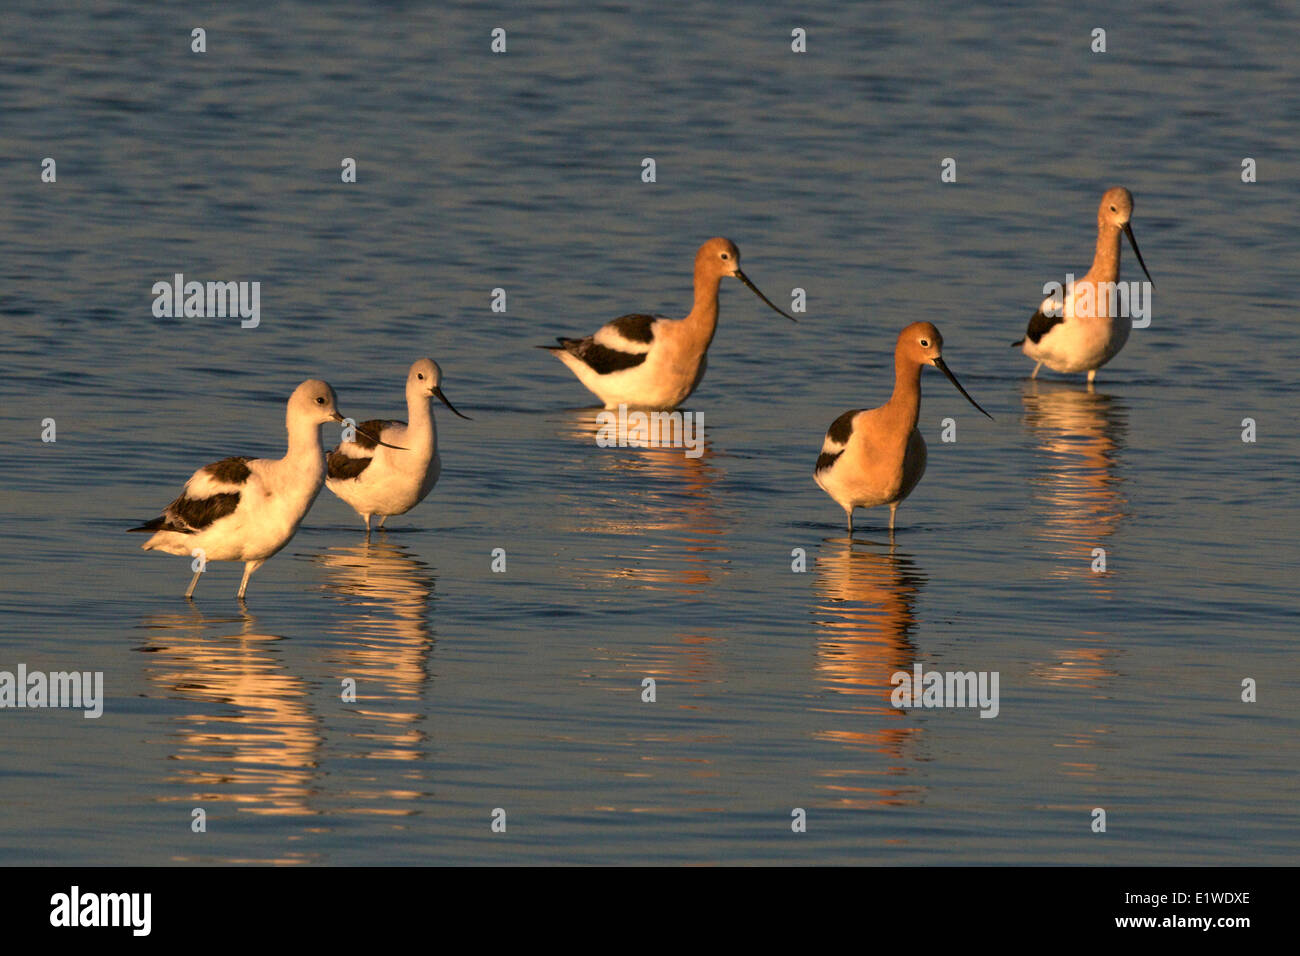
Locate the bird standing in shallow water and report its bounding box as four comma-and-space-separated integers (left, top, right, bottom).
129, 380, 399, 600
540, 237, 796, 410
1013, 187, 1154, 383
326, 357, 469, 534
814, 322, 992, 534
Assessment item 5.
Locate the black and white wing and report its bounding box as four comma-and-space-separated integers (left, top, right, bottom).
327, 419, 401, 481
1014, 291, 1066, 347
544, 313, 663, 374
128, 456, 255, 534
814, 409, 861, 474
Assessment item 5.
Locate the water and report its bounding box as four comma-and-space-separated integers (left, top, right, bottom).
1, 0, 1297, 864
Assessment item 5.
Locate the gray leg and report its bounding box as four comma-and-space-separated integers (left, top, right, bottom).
236, 560, 263, 600
185, 568, 202, 599
1031, 361, 1042, 380
377, 515, 388, 529
889, 503, 898, 534
846, 509, 853, 534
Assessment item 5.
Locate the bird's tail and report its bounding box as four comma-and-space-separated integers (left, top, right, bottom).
538, 338, 580, 353
127, 515, 167, 533
1010, 338, 1025, 347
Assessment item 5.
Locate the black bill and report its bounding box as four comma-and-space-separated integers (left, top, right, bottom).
933, 357, 993, 420
333, 413, 408, 450
1122, 223, 1154, 287
433, 386, 471, 420
735, 268, 798, 323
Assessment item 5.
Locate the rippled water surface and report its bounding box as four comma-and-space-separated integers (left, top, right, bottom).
1, 1, 1298, 864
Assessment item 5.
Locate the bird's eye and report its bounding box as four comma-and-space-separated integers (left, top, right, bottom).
1110, 205, 1117, 212
920, 339, 930, 347
315, 397, 325, 405
417, 373, 424, 380
720, 253, 730, 260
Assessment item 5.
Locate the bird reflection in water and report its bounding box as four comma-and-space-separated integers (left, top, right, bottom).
558, 410, 728, 596
137, 606, 321, 861
1021, 380, 1126, 777
560, 411, 728, 789
313, 539, 436, 809
811, 537, 928, 808
1021, 379, 1129, 589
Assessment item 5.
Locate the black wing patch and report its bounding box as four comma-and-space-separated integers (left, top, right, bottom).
128, 492, 241, 534
327, 449, 373, 480
815, 410, 859, 474
826, 409, 860, 445
1024, 307, 1064, 345
608, 314, 657, 344
168, 492, 242, 532
815, 450, 843, 473
202, 456, 253, 483
556, 337, 648, 375
348, 420, 400, 451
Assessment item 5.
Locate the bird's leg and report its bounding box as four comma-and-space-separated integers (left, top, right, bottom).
377, 515, 388, 530
236, 560, 262, 600
1087, 368, 1097, 384
889, 503, 898, 535
184, 568, 202, 600
846, 509, 854, 535
363, 514, 372, 537
1031, 362, 1042, 380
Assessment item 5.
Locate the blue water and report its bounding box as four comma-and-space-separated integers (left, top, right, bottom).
1, 0, 1297, 864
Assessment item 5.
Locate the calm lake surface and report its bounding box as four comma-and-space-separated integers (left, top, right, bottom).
1, 1, 1297, 864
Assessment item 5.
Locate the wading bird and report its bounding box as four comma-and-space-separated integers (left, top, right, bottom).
541, 237, 796, 409
815, 322, 992, 534
326, 357, 469, 533
129, 380, 399, 599
1013, 187, 1154, 383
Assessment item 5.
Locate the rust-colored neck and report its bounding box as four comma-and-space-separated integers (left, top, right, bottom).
683, 266, 722, 346
885, 354, 923, 435
1087, 222, 1122, 283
